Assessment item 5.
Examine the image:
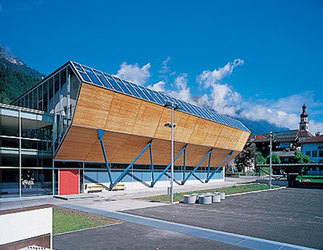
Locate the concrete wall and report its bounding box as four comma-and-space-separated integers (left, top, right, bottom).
0, 205, 52, 249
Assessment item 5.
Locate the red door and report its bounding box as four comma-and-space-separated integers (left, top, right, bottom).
59, 169, 79, 195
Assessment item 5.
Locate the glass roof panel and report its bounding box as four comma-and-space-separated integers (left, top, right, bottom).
80, 72, 91, 82
71, 62, 249, 132
138, 85, 157, 102
145, 88, 163, 104
82, 66, 102, 86
131, 83, 149, 101
94, 70, 114, 90
122, 80, 140, 98
113, 77, 132, 95
153, 91, 167, 105
104, 74, 123, 92
73, 62, 84, 71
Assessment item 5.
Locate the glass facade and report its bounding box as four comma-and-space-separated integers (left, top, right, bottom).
1, 64, 81, 198
0, 104, 54, 198
12, 65, 81, 151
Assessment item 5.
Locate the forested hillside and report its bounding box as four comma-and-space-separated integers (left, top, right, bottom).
0, 46, 45, 104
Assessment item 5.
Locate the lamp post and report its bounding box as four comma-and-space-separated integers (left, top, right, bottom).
164, 101, 179, 204
269, 131, 273, 189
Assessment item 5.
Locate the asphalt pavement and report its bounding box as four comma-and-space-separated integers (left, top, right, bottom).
125, 188, 323, 249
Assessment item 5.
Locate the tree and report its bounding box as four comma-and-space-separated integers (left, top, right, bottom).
255, 151, 266, 164
294, 151, 311, 163
234, 146, 255, 172
266, 153, 281, 164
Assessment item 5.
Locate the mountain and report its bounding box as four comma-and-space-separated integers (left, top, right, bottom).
0, 46, 45, 104
239, 118, 289, 136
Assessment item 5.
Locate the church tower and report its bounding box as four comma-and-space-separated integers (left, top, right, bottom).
299, 104, 309, 132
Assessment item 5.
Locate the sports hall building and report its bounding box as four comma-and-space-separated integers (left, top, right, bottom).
0, 61, 250, 198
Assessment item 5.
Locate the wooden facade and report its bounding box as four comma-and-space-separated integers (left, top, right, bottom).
55, 83, 250, 167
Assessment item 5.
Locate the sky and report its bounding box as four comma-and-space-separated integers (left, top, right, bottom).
0, 0, 322, 133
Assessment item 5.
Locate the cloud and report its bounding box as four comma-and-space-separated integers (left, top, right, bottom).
116, 62, 151, 85
198, 59, 244, 88
239, 94, 323, 134
169, 73, 196, 104
197, 59, 243, 116
147, 81, 166, 92
159, 56, 171, 74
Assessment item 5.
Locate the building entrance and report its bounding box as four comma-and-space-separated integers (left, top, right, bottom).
59, 169, 79, 195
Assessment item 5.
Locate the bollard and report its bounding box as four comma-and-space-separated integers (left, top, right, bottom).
198, 195, 205, 204
202, 195, 212, 204
191, 193, 198, 203
184, 195, 190, 204
220, 192, 225, 200
213, 193, 221, 202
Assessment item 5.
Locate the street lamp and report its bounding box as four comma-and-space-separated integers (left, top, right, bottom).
269, 131, 273, 189
164, 101, 180, 204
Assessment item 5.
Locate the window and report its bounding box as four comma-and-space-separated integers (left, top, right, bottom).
130, 83, 149, 101
104, 74, 123, 92
82, 66, 102, 86
138, 85, 156, 102
73, 62, 83, 71
312, 150, 317, 157
80, 72, 91, 82
319, 150, 323, 157
305, 151, 311, 156
122, 80, 140, 98
113, 77, 132, 95
94, 70, 113, 90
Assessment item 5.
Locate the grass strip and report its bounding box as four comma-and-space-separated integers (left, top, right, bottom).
53, 206, 122, 234
297, 175, 323, 183
141, 183, 278, 202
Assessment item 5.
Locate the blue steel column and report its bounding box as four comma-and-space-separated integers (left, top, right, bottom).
110, 142, 151, 190
182, 149, 213, 185
206, 150, 234, 183
207, 151, 212, 179
149, 141, 154, 186
182, 147, 186, 182
151, 145, 187, 187
97, 129, 112, 187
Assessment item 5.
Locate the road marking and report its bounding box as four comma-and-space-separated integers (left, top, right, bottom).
59, 204, 316, 250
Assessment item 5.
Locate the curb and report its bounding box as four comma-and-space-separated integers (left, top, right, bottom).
226, 186, 286, 197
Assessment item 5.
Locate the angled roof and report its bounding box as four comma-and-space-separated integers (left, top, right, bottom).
300, 135, 323, 144
70, 61, 250, 132
250, 130, 299, 143
297, 130, 313, 138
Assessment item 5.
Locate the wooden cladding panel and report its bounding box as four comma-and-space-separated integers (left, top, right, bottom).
104, 93, 142, 134
72, 83, 250, 152
73, 84, 113, 129
56, 126, 235, 167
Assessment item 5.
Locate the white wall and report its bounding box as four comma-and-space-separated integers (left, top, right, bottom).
0, 207, 52, 248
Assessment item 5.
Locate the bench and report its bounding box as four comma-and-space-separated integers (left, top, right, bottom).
85, 183, 104, 193
112, 183, 126, 191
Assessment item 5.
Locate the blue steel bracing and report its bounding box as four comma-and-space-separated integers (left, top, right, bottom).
205, 150, 235, 183
151, 145, 187, 187
207, 151, 212, 179
183, 147, 186, 182
149, 142, 154, 185
110, 142, 152, 190
98, 129, 112, 185
182, 149, 213, 185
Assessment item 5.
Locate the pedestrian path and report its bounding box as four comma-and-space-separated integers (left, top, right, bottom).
59, 203, 315, 250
